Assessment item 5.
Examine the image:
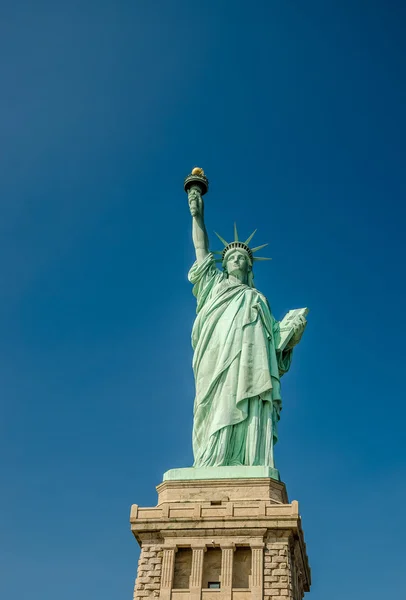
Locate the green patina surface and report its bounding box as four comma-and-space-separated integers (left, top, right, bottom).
168, 169, 308, 481
163, 465, 280, 482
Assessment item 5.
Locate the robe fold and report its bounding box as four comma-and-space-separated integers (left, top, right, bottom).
189, 253, 292, 468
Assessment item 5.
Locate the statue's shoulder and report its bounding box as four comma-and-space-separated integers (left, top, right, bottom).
189, 254, 224, 286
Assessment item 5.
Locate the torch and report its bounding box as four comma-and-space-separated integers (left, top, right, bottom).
184, 167, 209, 196
184, 167, 209, 218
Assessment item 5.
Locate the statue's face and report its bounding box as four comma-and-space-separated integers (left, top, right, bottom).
225, 250, 249, 278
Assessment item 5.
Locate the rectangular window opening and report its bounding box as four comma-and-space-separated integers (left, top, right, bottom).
208, 582, 221, 589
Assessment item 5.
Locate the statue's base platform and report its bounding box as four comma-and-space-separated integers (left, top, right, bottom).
130, 476, 311, 600
163, 465, 280, 482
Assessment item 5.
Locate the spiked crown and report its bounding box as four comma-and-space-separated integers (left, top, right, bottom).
213, 223, 271, 264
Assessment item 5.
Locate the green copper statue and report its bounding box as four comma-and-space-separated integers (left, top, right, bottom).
185, 168, 308, 471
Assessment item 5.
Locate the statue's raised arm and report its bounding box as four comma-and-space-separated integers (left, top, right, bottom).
184, 168, 209, 264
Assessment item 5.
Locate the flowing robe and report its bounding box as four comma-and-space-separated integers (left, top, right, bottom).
189, 254, 292, 468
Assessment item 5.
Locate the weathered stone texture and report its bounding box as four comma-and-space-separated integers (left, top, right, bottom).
131, 478, 310, 600
133, 544, 163, 600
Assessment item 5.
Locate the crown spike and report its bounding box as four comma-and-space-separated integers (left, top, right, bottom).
244, 229, 257, 245
251, 243, 269, 253
234, 222, 239, 242
253, 257, 272, 261
212, 250, 223, 255
214, 231, 229, 246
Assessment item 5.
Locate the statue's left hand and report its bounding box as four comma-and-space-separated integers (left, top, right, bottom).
286, 315, 307, 350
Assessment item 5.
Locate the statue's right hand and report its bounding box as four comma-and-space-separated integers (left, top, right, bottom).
188, 188, 204, 219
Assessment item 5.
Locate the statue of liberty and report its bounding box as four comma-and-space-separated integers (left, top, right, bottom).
185, 168, 307, 470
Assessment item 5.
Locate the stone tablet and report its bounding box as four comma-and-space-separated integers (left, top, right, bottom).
277, 307, 309, 351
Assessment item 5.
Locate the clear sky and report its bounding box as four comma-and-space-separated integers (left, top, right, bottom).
1, 1, 405, 598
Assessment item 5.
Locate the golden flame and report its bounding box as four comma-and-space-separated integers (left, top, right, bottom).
191, 167, 205, 176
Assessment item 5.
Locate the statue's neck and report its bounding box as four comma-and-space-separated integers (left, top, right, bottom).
228, 272, 247, 285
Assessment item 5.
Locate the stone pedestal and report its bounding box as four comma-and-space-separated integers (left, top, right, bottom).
130, 478, 311, 600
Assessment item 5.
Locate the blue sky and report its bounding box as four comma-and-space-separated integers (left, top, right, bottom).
1, 1, 405, 598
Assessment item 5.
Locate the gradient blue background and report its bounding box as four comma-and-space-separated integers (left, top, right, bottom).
1, 1, 405, 598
